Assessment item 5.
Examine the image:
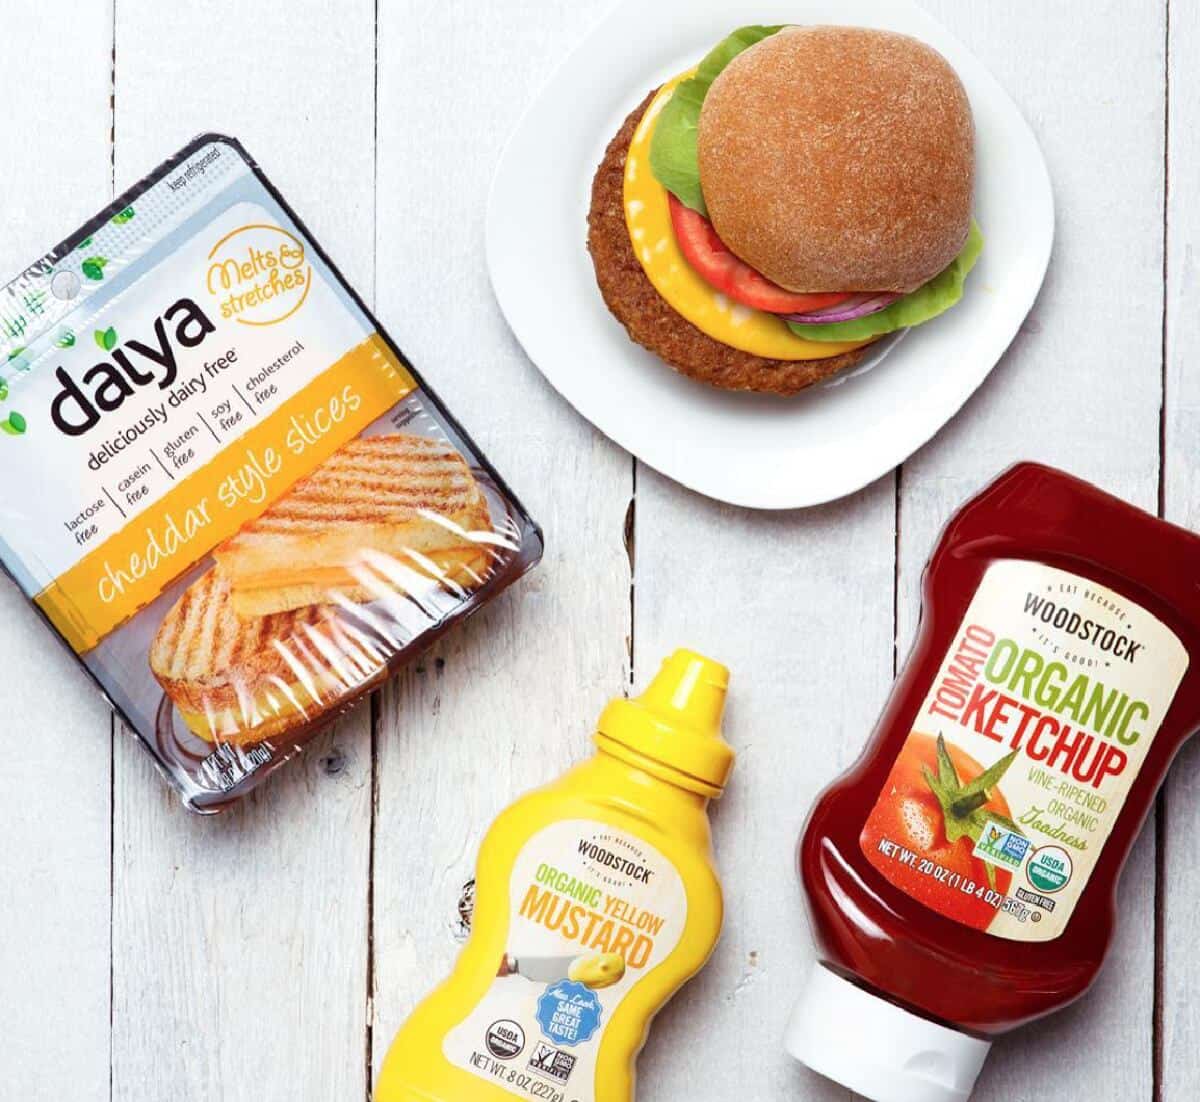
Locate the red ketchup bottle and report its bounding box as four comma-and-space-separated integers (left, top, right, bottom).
786, 463, 1200, 1102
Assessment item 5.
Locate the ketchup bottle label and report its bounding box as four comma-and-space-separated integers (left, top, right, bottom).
860, 559, 1188, 941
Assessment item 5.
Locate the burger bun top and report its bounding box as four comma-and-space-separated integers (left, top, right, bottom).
697, 26, 975, 294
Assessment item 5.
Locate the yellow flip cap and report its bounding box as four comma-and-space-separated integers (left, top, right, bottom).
595, 648, 734, 797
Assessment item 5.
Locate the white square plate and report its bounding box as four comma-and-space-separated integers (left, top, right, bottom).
487, 0, 1053, 509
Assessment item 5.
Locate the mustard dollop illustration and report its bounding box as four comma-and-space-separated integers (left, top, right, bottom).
569, 953, 627, 990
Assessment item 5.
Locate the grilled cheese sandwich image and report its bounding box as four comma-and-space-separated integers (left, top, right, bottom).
149, 571, 388, 745
213, 433, 494, 618
151, 431, 501, 745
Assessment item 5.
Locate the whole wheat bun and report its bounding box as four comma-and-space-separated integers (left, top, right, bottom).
587, 91, 871, 394
697, 26, 974, 293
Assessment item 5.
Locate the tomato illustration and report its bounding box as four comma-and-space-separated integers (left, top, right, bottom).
861, 732, 1021, 931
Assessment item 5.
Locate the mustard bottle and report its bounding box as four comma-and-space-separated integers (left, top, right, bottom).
376, 649, 735, 1102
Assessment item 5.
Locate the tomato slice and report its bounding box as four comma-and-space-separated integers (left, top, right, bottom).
667, 193, 852, 315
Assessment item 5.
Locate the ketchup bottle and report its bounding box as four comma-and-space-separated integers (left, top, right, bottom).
786, 463, 1200, 1102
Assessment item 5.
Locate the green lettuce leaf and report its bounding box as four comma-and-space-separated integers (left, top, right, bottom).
648, 25, 784, 215
787, 222, 985, 341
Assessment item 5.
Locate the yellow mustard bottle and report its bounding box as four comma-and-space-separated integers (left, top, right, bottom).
376, 649, 735, 1102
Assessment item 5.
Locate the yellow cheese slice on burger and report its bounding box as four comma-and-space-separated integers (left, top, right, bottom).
622, 74, 867, 362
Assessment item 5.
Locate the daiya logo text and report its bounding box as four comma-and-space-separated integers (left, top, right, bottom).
50, 298, 215, 436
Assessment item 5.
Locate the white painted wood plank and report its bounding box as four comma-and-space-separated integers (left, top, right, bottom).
370, 0, 631, 1082
108, 4, 377, 1099
634, 478, 897, 1100
0, 5, 114, 1100
1161, 0, 1200, 1096
904, 2, 1165, 1099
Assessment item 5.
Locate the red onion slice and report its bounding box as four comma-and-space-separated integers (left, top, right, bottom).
782, 292, 901, 324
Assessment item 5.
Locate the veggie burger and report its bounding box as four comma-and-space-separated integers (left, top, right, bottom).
587, 25, 981, 395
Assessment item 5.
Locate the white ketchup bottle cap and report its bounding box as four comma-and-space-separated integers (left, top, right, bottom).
784, 962, 991, 1102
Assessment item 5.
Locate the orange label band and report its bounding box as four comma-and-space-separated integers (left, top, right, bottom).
36, 333, 416, 652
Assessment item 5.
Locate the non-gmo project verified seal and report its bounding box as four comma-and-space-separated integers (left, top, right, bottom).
973, 819, 1031, 870
528, 1042, 576, 1084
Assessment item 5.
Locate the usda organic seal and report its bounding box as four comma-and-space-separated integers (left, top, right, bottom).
1027, 846, 1073, 894
485, 1019, 525, 1060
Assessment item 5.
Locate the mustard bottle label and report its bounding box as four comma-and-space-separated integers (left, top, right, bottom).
860, 559, 1188, 942
443, 819, 687, 1098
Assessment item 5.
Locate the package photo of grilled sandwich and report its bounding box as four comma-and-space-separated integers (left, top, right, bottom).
0, 134, 542, 811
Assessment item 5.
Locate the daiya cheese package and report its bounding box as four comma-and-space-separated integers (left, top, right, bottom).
0, 134, 542, 811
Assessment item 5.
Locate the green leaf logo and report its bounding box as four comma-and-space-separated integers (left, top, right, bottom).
81, 256, 108, 281
95, 326, 118, 351
1, 412, 27, 435
7, 347, 24, 361
112, 206, 135, 224
0, 379, 8, 401
77, 235, 93, 249
56, 328, 76, 348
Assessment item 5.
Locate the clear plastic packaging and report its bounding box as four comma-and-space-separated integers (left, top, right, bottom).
0, 134, 542, 811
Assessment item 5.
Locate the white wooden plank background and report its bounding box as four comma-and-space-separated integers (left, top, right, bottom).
1, 8, 114, 1101
0, 2, 1192, 1101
